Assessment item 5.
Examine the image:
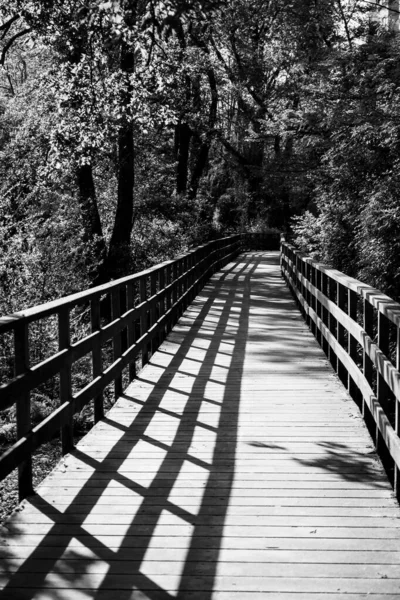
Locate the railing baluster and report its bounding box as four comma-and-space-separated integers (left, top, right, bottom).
111, 288, 122, 397
305, 262, 311, 328
165, 264, 172, 333
337, 283, 347, 385
348, 289, 358, 400
328, 277, 337, 372
363, 299, 374, 410
90, 298, 103, 422
0, 235, 245, 496
159, 267, 166, 343
173, 262, 178, 310
280, 239, 400, 500
151, 272, 157, 355
127, 282, 136, 382
377, 312, 391, 413
140, 276, 148, 367
321, 273, 329, 357
14, 321, 32, 500
377, 312, 392, 458
310, 265, 316, 337
316, 269, 322, 346
59, 308, 73, 452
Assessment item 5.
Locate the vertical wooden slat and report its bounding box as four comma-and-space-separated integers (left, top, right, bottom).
321, 273, 329, 357
159, 267, 166, 342
172, 262, 178, 318
377, 312, 391, 412
182, 256, 188, 310
328, 278, 337, 372
295, 254, 301, 315
300, 260, 305, 319
127, 282, 136, 382
310, 266, 316, 337
337, 283, 347, 385
119, 281, 128, 354
305, 263, 310, 327
90, 298, 103, 423
192, 251, 199, 297
166, 264, 172, 310
177, 259, 183, 315
59, 308, 73, 453
140, 276, 148, 367
303, 261, 308, 321
151, 272, 157, 355
316, 269, 322, 346
187, 253, 193, 303
166, 264, 172, 333
363, 300, 374, 390
376, 311, 393, 473
111, 288, 122, 398
14, 321, 33, 500
348, 289, 358, 400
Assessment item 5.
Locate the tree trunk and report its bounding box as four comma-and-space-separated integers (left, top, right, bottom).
188, 68, 218, 200
76, 163, 106, 283
106, 40, 135, 280
176, 121, 192, 195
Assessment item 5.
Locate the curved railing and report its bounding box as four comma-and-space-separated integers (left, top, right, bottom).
281, 238, 400, 498
0, 235, 243, 499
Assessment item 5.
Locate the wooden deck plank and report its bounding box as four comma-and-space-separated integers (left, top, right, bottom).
1, 251, 400, 599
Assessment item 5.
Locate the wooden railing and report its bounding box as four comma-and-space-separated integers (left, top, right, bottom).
0, 235, 243, 499
281, 238, 400, 498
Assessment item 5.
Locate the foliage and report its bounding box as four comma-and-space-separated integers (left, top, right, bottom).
292, 29, 400, 298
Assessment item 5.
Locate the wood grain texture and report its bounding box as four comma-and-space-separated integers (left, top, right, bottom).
1, 251, 399, 599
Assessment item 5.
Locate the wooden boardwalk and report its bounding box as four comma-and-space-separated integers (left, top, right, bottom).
1, 251, 400, 599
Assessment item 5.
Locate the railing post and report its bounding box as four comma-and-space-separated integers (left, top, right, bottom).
193, 250, 200, 297
59, 308, 74, 452
111, 288, 122, 397
348, 289, 358, 401
159, 267, 166, 342
127, 282, 136, 381
363, 299, 374, 413
300, 259, 306, 319
173, 261, 178, 315
321, 273, 329, 357
310, 266, 316, 336
14, 321, 33, 500
166, 264, 172, 333
140, 276, 148, 367
150, 272, 158, 355
328, 277, 337, 372
182, 256, 188, 311
91, 298, 104, 422
377, 312, 391, 413
316, 269, 322, 346
377, 312, 392, 458
337, 283, 347, 385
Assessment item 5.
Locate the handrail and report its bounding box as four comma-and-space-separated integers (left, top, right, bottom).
281, 238, 400, 498
0, 234, 243, 499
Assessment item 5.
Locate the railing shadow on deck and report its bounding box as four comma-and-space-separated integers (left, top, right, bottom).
0, 254, 261, 600
240, 255, 388, 493
281, 240, 400, 501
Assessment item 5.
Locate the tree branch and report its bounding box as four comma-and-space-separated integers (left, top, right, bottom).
361, 0, 400, 15
0, 15, 20, 40
0, 28, 32, 66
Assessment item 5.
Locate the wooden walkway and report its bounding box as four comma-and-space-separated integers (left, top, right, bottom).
1, 251, 400, 599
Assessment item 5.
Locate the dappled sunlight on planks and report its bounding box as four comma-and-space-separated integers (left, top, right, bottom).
1, 252, 400, 598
